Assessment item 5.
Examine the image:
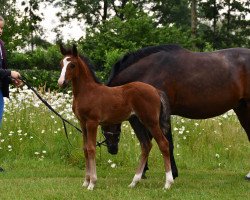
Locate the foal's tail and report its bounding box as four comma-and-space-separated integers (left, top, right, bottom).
158, 90, 171, 136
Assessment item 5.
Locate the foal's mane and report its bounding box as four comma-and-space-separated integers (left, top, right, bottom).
79, 55, 101, 84
107, 44, 183, 85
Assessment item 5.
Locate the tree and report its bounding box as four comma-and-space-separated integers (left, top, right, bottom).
199, 0, 250, 49
79, 3, 194, 79
50, 0, 145, 28
0, 0, 30, 51
191, 0, 198, 48
21, 0, 44, 51
149, 0, 190, 28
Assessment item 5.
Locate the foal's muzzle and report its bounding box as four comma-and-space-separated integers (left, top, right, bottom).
58, 80, 68, 88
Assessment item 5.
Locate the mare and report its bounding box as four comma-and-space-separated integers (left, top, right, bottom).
103, 44, 250, 179
57, 44, 174, 190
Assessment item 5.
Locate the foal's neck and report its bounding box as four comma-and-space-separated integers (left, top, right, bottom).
72, 57, 100, 96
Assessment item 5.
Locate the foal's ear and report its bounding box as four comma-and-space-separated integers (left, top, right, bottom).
59, 43, 67, 55
72, 44, 78, 57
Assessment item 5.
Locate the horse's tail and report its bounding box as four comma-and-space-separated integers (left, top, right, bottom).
158, 90, 171, 136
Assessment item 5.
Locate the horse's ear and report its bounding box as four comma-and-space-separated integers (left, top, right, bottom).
72, 44, 78, 57
59, 43, 67, 55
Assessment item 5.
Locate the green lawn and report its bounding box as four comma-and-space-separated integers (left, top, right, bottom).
0, 159, 249, 200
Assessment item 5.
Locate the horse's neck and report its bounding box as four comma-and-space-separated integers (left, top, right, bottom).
72, 59, 99, 97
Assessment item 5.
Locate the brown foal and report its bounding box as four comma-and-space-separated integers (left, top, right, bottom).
58, 44, 174, 190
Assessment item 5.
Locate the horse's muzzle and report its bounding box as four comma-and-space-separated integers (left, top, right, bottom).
107, 145, 119, 155
103, 131, 120, 155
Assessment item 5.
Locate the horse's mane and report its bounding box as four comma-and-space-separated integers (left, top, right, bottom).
80, 55, 101, 84
107, 44, 183, 84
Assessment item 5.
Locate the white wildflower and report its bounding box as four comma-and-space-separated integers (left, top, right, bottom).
111, 163, 116, 168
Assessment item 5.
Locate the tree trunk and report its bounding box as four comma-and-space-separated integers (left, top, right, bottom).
191, 0, 197, 49
102, 0, 108, 22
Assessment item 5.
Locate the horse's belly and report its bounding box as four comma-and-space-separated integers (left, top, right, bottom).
172, 96, 237, 119
174, 105, 232, 119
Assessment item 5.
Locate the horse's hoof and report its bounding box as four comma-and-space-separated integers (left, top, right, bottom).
141, 173, 147, 179
0, 167, 4, 172
245, 175, 250, 180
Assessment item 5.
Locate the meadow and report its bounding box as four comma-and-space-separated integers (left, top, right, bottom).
0, 85, 249, 200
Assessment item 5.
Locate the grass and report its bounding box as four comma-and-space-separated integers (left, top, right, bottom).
0, 87, 249, 199
0, 159, 249, 200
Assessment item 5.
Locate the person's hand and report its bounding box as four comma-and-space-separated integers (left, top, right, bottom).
11, 71, 23, 87
13, 78, 23, 87
11, 71, 21, 79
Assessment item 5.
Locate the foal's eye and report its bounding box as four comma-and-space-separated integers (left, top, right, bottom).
69, 63, 75, 68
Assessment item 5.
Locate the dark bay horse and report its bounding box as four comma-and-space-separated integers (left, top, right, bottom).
103, 44, 250, 179
58, 44, 174, 190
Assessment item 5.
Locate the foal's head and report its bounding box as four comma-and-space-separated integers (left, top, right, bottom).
58, 44, 79, 87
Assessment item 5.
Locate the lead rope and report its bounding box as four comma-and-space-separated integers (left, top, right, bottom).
17, 75, 106, 147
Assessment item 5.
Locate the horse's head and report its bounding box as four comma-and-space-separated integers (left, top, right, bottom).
102, 124, 121, 155
58, 44, 79, 87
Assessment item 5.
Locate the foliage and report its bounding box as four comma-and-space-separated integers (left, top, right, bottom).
21, 0, 45, 51
198, 0, 250, 49
0, 0, 30, 50
149, 0, 191, 28
51, 0, 147, 28
79, 3, 194, 78
19, 69, 60, 90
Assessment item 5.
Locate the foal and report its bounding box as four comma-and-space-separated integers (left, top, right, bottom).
58, 44, 174, 190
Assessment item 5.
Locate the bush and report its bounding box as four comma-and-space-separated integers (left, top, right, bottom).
7, 52, 32, 70
19, 69, 61, 91
8, 45, 62, 71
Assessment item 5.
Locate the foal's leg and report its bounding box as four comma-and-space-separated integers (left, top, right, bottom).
80, 125, 90, 187
129, 135, 152, 188
128, 139, 152, 188
150, 124, 174, 189
85, 121, 98, 190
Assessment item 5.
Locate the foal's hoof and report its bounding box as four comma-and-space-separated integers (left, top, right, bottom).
82, 181, 89, 187
128, 182, 136, 188
164, 181, 174, 190
87, 183, 95, 190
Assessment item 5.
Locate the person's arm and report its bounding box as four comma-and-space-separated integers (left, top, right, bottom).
0, 69, 20, 80
0, 68, 11, 80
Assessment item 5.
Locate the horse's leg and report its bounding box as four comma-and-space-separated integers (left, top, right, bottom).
80, 124, 90, 187
129, 116, 152, 179
234, 101, 250, 141
149, 124, 174, 189
167, 123, 178, 179
128, 137, 152, 188
234, 101, 250, 179
129, 116, 178, 179
85, 121, 98, 190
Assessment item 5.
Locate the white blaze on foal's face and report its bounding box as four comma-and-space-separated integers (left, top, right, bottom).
58, 56, 71, 86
